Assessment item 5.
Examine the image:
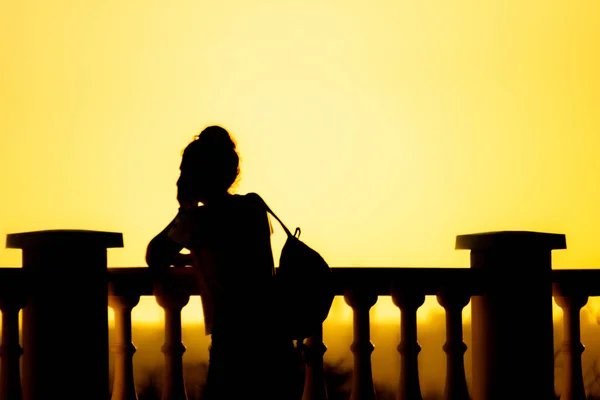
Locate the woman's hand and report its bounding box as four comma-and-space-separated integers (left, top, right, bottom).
177, 181, 196, 209
176, 171, 200, 210
178, 198, 198, 210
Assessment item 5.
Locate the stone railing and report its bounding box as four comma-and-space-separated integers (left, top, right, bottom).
0, 229, 592, 400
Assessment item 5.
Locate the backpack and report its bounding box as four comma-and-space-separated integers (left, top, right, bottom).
249, 193, 335, 341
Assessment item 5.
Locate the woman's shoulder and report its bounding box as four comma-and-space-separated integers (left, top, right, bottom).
231, 192, 266, 210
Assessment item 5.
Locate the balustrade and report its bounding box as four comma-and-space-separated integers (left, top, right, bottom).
0, 270, 25, 400
0, 230, 597, 400
437, 288, 470, 400
154, 270, 192, 400
109, 270, 145, 400
344, 286, 377, 400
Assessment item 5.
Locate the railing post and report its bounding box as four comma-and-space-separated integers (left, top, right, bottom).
392, 284, 425, 400
554, 280, 588, 400
456, 231, 566, 400
0, 270, 27, 400
155, 271, 191, 400
436, 289, 470, 400
108, 291, 141, 400
302, 326, 328, 400
344, 287, 377, 400
6, 230, 123, 400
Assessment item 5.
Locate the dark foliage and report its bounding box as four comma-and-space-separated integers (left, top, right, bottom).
130, 360, 415, 400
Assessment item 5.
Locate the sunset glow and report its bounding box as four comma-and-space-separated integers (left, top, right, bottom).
2, 1, 599, 325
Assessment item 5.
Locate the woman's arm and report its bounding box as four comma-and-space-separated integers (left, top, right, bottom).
145, 214, 185, 270
146, 206, 200, 269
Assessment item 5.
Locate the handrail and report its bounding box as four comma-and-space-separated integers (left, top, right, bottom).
106, 266, 486, 296
2, 265, 597, 296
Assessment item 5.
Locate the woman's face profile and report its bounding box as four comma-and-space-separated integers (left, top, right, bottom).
176, 163, 202, 206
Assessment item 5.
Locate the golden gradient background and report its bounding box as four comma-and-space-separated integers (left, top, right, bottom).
1, 0, 599, 325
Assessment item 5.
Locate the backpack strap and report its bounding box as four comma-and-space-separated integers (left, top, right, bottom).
248, 192, 300, 238
247, 192, 299, 279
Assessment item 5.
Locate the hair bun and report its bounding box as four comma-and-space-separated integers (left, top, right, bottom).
181, 125, 240, 192
197, 125, 236, 150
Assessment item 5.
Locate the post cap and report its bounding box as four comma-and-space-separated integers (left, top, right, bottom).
6, 230, 123, 250
455, 231, 566, 251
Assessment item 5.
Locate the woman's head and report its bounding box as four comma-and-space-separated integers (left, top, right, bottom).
177, 125, 240, 204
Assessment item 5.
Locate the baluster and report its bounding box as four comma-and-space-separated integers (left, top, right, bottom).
108, 290, 140, 400
344, 288, 377, 400
0, 291, 26, 400
436, 290, 470, 400
392, 286, 425, 400
155, 284, 190, 400
302, 326, 328, 400
555, 294, 588, 400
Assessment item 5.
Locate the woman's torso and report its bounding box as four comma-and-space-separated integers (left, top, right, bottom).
186, 194, 276, 336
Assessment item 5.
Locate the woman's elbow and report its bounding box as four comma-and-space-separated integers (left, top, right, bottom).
146, 242, 165, 269
145, 248, 155, 268
145, 233, 183, 269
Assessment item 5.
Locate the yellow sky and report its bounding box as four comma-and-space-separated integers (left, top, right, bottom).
1, 0, 599, 324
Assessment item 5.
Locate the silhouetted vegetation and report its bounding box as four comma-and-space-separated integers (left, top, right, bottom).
136, 369, 161, 400
124, 353, 600, 400
128, 360, 416, 400
106, 310, 600, 399
323, 359, 352, 400
583, 359, 600, 399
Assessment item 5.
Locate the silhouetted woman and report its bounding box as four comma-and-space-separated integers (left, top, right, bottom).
146, 126, 304, 399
